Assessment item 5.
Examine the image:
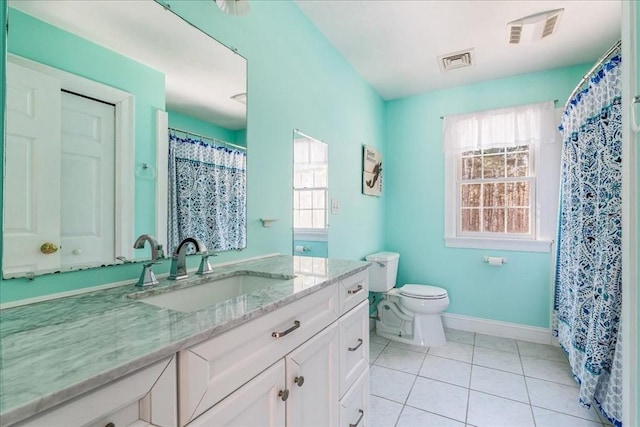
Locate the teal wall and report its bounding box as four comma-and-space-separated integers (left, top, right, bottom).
0, 0, 386, 302
160, 1, 387, 261
292, 240, 328, 258
167, 109, 245, 147
385, 64, 590, 328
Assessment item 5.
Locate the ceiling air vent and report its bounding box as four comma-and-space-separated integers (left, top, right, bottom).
438, 48, 475, 72
507, 8, 564, 44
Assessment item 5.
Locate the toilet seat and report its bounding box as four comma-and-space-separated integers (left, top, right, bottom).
399, 284, 448, 300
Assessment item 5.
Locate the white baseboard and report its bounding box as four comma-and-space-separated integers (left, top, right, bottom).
442, 313, 553, 345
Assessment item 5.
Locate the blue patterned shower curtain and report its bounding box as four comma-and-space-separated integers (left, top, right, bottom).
554, 52, 622, 426
167, 133, 246, 254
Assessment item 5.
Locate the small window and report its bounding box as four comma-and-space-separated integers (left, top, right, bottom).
458, 145, 535, 238
293, 136, 328, 231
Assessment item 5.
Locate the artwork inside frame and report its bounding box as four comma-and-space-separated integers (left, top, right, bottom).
362, 145, 382, 196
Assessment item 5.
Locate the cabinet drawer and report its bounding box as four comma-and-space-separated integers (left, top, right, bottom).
340, 369, 369, 427
338, 270, 368, 315
16, 357, 176, 427
179, 284, 339, 426
339, 300, 369, 397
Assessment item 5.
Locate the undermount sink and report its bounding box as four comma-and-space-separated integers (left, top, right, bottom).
130, 273, 293, 313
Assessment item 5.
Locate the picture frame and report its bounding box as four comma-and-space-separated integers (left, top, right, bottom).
362, 144, 382, 196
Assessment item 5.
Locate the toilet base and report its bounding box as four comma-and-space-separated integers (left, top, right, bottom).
376, 313, 447, 348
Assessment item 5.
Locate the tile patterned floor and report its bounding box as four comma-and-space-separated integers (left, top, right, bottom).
369, 329, 614, 427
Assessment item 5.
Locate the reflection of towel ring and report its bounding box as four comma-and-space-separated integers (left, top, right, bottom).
136, 162, 157, 180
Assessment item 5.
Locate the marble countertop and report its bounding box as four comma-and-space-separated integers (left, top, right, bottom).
0, 255, 369, 426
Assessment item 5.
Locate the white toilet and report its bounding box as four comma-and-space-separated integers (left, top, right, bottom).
367, 252, 450, 347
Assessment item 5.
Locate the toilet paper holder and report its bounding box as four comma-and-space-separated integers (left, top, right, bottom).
483, 256, 507, 265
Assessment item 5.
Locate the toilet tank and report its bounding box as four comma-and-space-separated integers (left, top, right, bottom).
366, 252, 400, 292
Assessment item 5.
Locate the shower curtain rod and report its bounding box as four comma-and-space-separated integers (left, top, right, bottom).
169, 126, 246, 151
564, 39, 622, 111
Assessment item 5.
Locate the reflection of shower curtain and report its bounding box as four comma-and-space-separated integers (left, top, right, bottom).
554, 52, 622, 426
167, 133, 246, 254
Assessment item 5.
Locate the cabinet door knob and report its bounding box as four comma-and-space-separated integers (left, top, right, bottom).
349, 409, 364, 427
278, 389, 289, 401
294, 375, 305, 387
40, 242, 58, 254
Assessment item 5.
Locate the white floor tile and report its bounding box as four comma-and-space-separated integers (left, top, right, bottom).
467, 390, 535, 427
406, 377, 469, 422
387, 339, 430, 354
474, 333, 518, 353
526, 377, 601, 422
369, 365, 416, 403
470, 365, 529, 403
368, 395, 403, 427
532, 407, 603, 427
369, 343, 385, 362
521, 355, 576, 386
374, 345, 426, 375
472, 346, 523, 374
428, 341, 474, 363
419, 355, 472, 387
398, 406, 465, 427
371, 332, 390, 346
516, 340, 568, 363
445, 328, 475, 345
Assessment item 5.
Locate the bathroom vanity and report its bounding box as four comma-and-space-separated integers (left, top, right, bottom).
0, 255, 370, 427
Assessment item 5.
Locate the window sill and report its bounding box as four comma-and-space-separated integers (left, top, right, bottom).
293, 230, 328, 241
444, 237, 553, 253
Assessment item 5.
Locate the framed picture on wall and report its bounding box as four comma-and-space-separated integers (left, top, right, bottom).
363, 145, 382, 196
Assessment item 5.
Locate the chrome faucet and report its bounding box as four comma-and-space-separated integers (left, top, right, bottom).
133, 234, 164, 287
169, 237, 207, 280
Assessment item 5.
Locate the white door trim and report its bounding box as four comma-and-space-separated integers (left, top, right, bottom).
621, 2, 638, 426
156, 110, 169, 248
7, 53, 136, 260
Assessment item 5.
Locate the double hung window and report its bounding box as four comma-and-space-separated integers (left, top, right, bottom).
443, 100, 557, 252
293, 136, 328, 232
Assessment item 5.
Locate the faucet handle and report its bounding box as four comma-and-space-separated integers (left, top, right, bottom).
196, 252, 216, 275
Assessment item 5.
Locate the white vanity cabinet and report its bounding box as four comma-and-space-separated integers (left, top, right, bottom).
15, 356, 177, 427
180, 269, 370, 427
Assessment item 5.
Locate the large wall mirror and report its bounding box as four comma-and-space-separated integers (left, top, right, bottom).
3, 0, 247, 279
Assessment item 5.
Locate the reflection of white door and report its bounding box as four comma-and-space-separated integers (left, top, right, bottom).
4, 62, 61, 275
60, 92, 115, 268
4, 61, 116, 276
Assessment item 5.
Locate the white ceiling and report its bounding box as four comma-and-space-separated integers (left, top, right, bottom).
295, 0, 622, 101
8, 0, 247, 130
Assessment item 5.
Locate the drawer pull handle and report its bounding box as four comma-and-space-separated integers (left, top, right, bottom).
349, 409, 364, 427
347, 285, 364, 295
279, 389, 289, 401
294, 375, 305, 387
105, 423, 115, 427
348, 338, 363, 352
272, 320, 301, 338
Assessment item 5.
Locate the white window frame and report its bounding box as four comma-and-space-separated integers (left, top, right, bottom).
456, 145, 536, 240
293, 132, 328, 236
444, 108, 563, 253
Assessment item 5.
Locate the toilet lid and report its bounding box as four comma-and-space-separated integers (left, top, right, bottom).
400, 284, 448, 299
